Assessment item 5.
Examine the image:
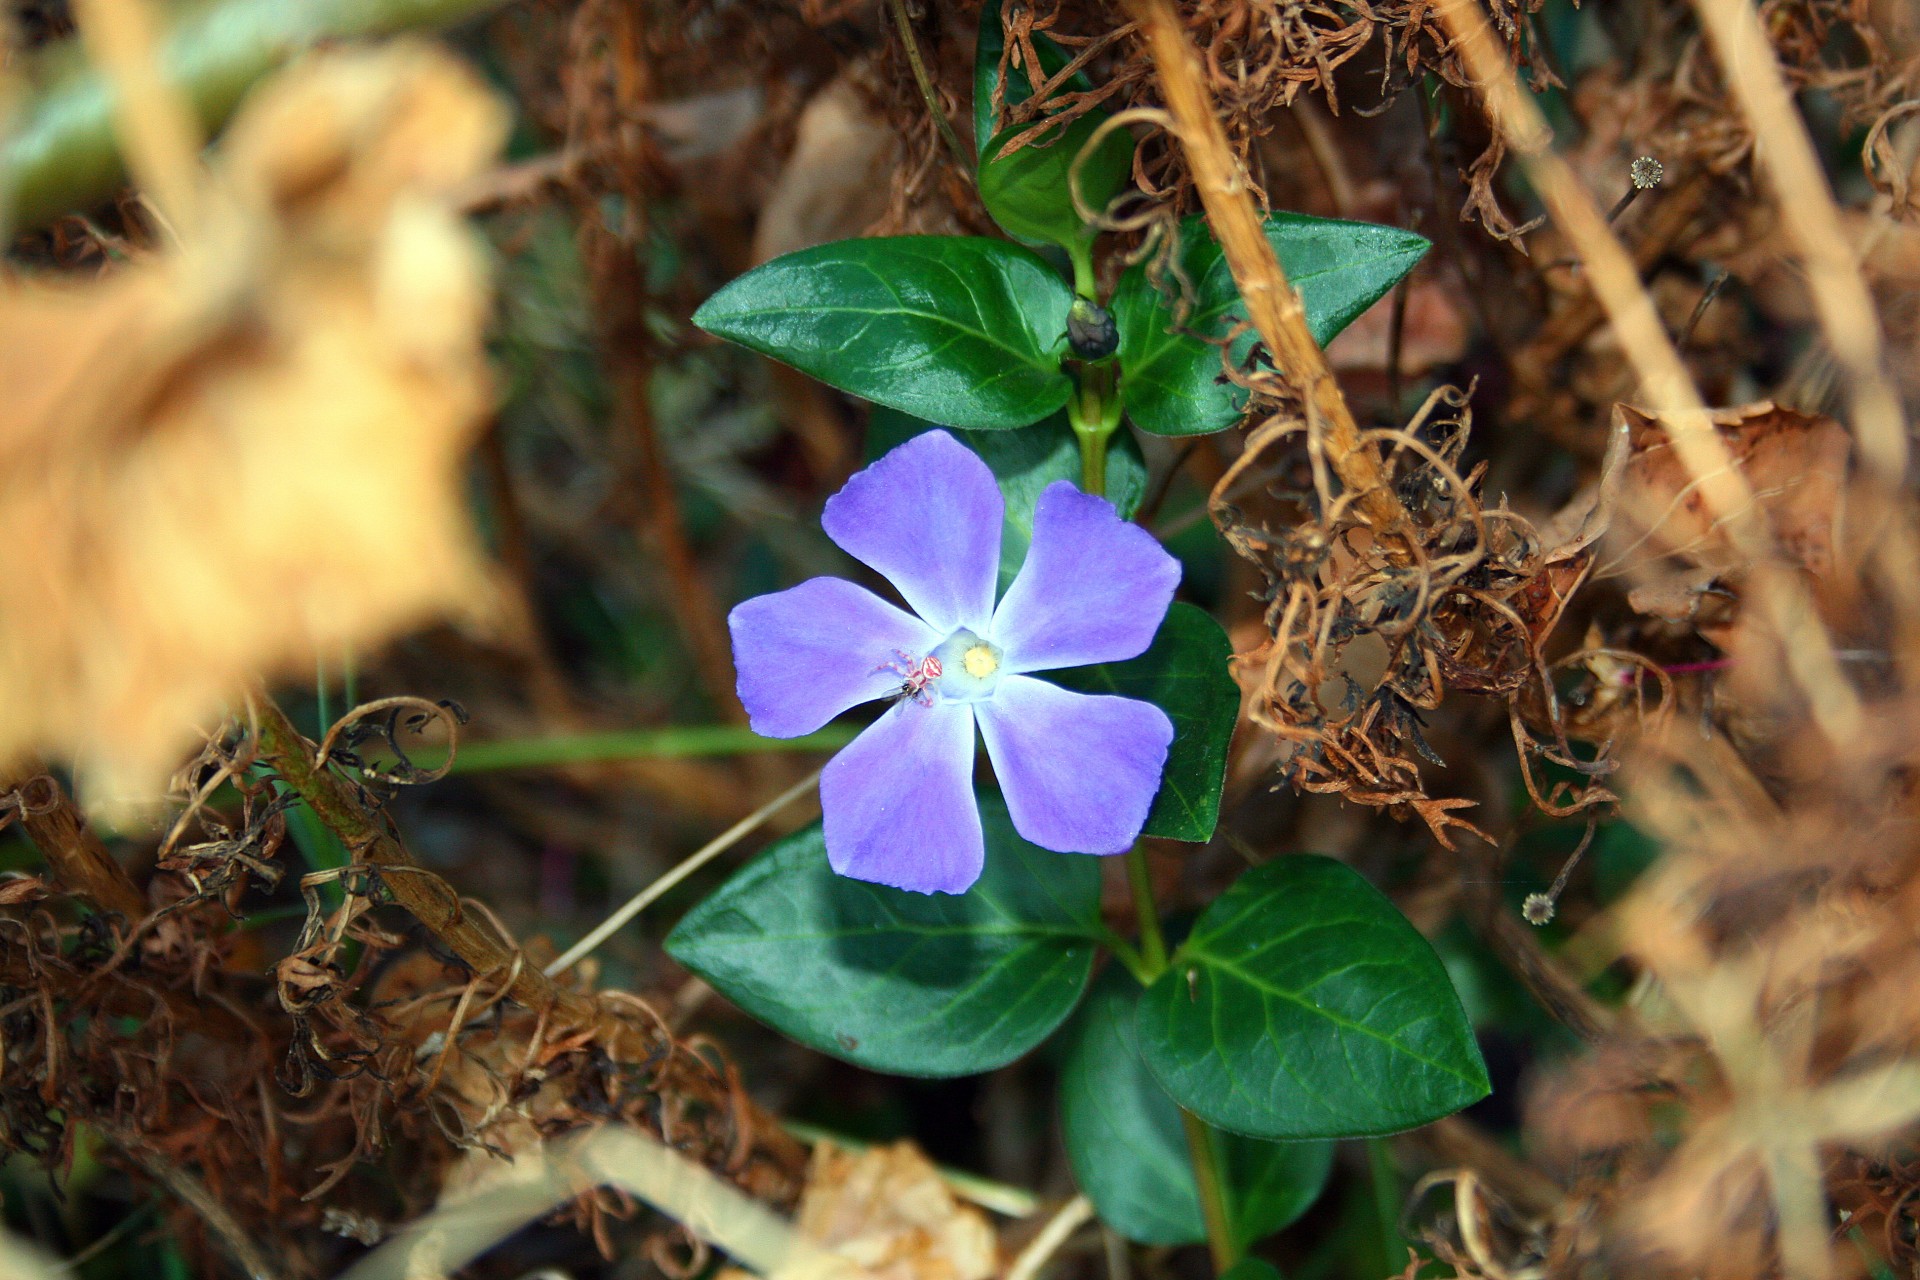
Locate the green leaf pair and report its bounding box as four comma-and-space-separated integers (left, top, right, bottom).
692, 212, 1426, 436
693, 10, 1429, 439
669, 832, 1487, 1116
668, 831, 1489, 1243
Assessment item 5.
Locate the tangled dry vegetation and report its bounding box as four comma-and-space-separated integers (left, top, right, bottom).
4, 0, 1920, 1277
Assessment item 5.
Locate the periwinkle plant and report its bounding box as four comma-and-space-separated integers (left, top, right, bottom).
666, 12, 1488, 1273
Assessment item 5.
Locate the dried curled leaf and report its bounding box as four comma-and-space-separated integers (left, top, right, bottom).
0, 43, 508, 810
1615, 400, 1849, 581
765, 1142, 997, 1280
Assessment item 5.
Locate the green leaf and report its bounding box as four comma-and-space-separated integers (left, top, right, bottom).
1050, 603, 1237, 842
1061, 972, 1333, 1248
867, 408, 1146, 588
979, 119, 1133, 254
664, 790, 1105, 1077
693, 237, 1074, 430
1137, 856, 1489, 1138
973, 4, 1085, 162
1113, 213, 1430, 436
973, 4, 1132, 252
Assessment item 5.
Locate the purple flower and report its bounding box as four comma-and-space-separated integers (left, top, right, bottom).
729, 430, 1180, 894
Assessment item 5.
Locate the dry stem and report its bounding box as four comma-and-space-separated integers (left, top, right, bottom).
4, 773, 147, 920
249, 692, 591, 1020
1433, 0, 1866, 750
1688, 0, 1909, 482
69, 0, 203, 236
1120, 0, 1409, 536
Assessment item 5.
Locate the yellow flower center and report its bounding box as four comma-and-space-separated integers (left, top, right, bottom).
963, 644, 999, 679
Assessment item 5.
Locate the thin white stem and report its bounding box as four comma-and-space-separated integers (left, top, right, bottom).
544, 768, 821, 978
1005, 1195, 1096, 1280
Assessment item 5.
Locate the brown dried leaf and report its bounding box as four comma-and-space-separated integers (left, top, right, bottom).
785, 1142, 997, 1280
1614, 400, 1850, 581
0, 43, 508, 810
0, 874, 52, 907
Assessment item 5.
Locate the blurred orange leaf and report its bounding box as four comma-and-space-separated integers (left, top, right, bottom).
0, 42, 508, 810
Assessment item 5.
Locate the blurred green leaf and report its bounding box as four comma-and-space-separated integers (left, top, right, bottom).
1061, 971, 1333, 1247
1051, 604, 1237, 842
1113, 213, 1430, 436
693, 237, 1073, 429
666, 790, 1105, 1077
1137, 855, 1488, 1138
1220, 1261, 1283, 1280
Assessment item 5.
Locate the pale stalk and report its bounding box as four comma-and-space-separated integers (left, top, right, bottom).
545, 769, 822, 977
1432, 0, 1865, 751
1688, 0, 1907, 482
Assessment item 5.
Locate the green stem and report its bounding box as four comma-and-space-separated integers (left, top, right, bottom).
1068, 233, 1098, 300
1181, 1108, 1240, 1275
432, 724, 857, 774
1125, 842, 1168, 979
1078, 418, 1109, 495
1125, 839, 1235, 1275
884, 0, 969, 175
3, 0, 509, 231
1068, 359, 1123, 497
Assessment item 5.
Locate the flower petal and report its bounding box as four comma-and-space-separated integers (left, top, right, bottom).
992, 481, 1180, 674
821, 698, 984, 894
822, 429, 1002, 635
730, 577, 940, 738
976, 675, 1172, 854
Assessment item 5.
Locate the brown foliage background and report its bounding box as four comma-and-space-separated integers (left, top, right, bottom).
3, 0, 1920, 1278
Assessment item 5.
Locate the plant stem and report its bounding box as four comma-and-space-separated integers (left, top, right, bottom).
433, 724, 855, 774
1124, 839, 1236, 1276
3, 0, 510, 231
1119, 0, 1410, 538
1068, 233, 1098, 300
250, 692, 587, 1017
885, 0, 970, 175
1077, 416, 1109, 494
1068, 359, 1122, 497
1181, 1107, 1240, 1274
1125, 842, 1168, 978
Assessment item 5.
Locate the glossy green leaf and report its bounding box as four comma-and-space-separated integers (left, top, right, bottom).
1050, 604, 1237, 842
1138, 856, 1489, 1138
1061, 972, 1333, 1248
664, 791, 1105, 1077
979, 119, 1133, 254
867, 407, 1146, 588
973, 5, 1132, 251
1113, 213, 1430, 436
692, 237, 1074, 429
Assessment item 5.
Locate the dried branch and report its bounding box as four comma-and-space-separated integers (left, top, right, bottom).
1119, 0, 1410, 536
3, 773, 146, 920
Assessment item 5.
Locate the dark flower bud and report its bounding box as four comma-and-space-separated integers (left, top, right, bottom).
1066, 298, 1119, 360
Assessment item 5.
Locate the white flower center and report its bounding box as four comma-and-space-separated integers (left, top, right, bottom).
930, 629, 1003, 704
